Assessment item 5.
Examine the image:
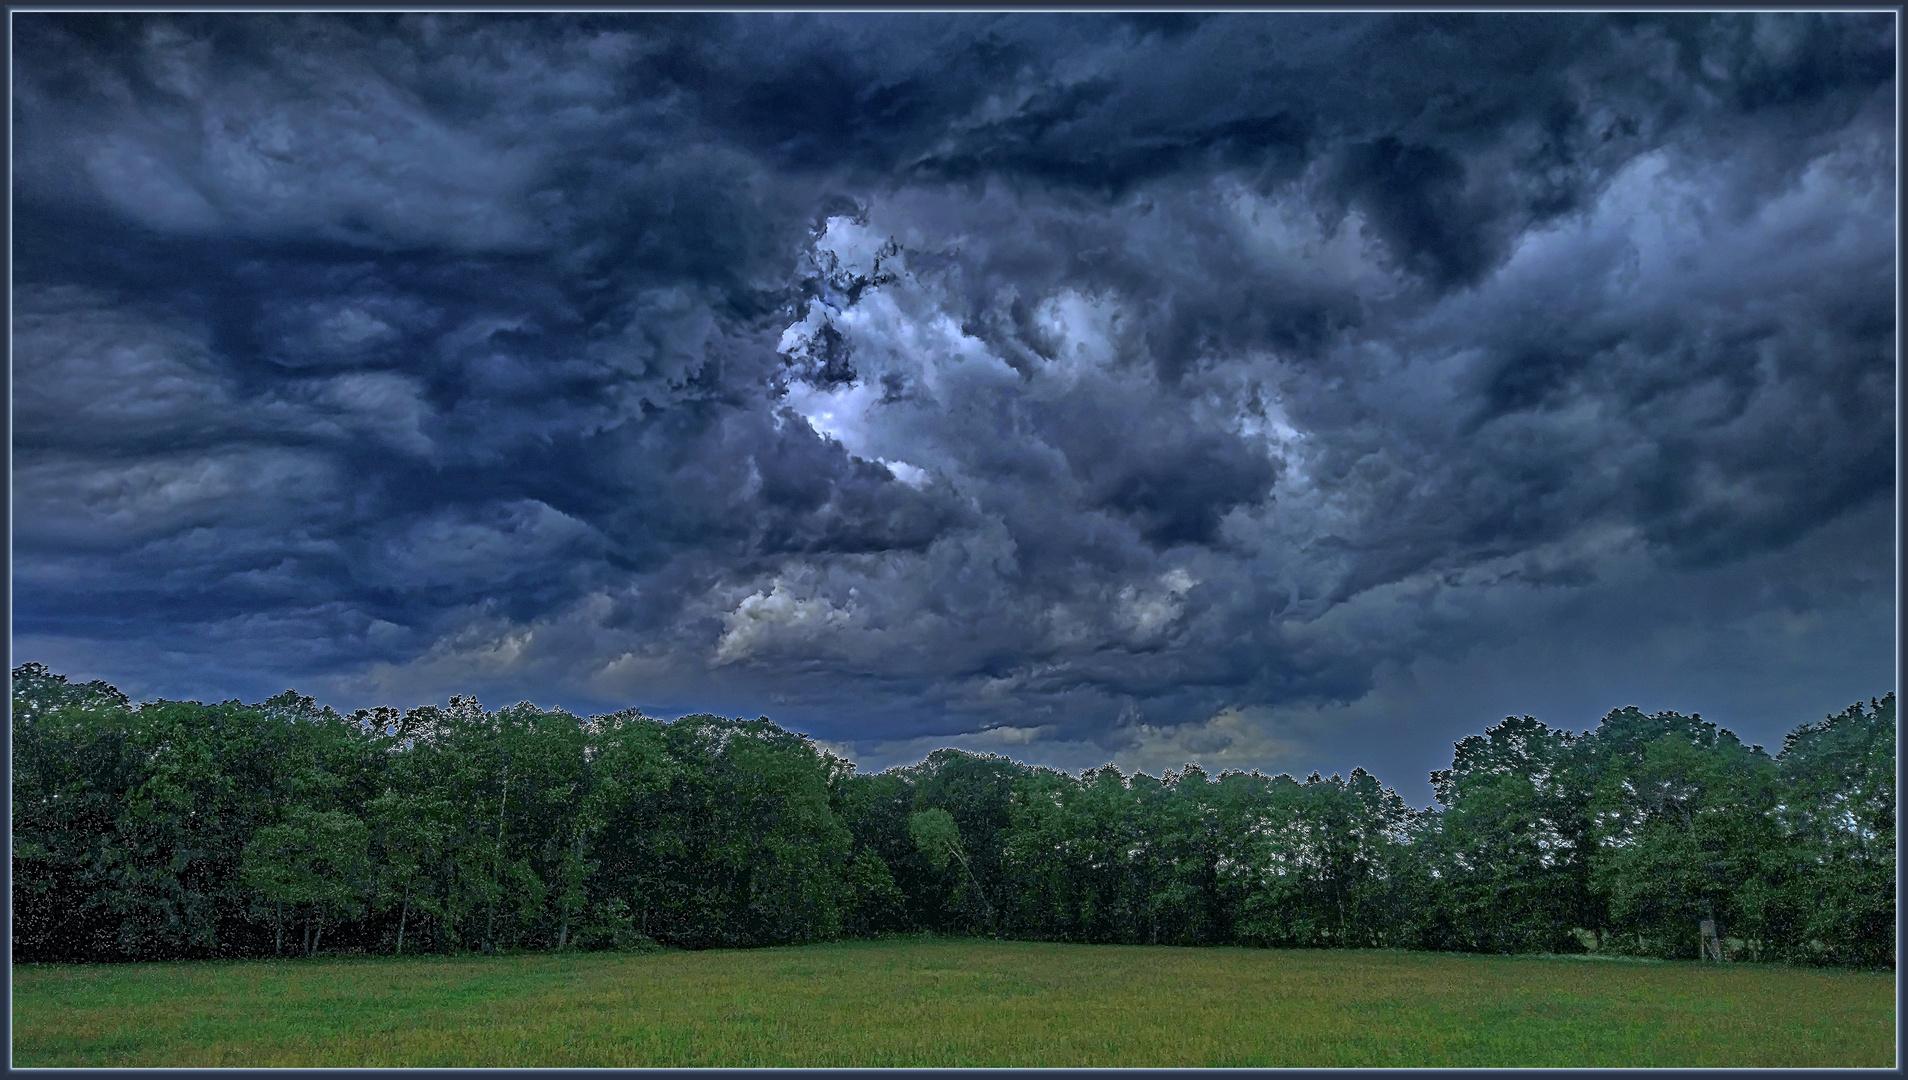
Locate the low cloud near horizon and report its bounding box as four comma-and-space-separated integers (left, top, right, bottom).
13, 12, 1895, 802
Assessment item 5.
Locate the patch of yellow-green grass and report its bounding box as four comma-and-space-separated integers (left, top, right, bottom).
12, 939, 1895, 1068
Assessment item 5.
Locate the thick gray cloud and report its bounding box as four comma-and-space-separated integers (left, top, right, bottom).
12, 12, 1895, 802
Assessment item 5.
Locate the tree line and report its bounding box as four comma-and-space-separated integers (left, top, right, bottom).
11, 663, 1893, 967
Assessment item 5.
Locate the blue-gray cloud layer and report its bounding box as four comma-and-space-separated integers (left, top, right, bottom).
12, 12, 1895, 795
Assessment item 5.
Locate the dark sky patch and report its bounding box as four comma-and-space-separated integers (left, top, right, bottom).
11, 12, 1894, 803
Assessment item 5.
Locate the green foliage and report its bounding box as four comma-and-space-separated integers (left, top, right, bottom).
1423, 716, 1598, 953
907, 808, 963, 869
10, 663, 1894, 968
843, 847, 907, 936
577, 712, 853, 949
1225, 769, 1418, 949
240, 808, 372, 957
898, 750, 1026, 934
1583, 711, 1783, 959
1767, 694, 1896, 965
11, 665, 351, 960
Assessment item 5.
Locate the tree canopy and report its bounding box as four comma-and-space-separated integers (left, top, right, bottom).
11, 663, 1893, 967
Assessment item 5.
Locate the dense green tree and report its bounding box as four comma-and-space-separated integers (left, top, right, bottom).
1138, 765, 1227, 945
1075, 765, 1150, 941
1586, 711, 1781, 959
1229, 770, 1415, 948
1767, 695, 1896, 965
10, 664, 1893, 968
897, 750, 1027, 935
829, 766, 920, 935
582, 713, 852, 948
909, 806, 990, 932
12, 665, 142, 960
240, 807, 372, 957
998, 767, 1088, 939
11, 667, 358, 960
365, 783, 456, 957
1425, 716, 1599, 953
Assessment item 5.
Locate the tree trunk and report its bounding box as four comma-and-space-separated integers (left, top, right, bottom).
949, 847, 993, 934
487, 766, 510, 954
557, 831, 582, 950
302, 917, 312, 958
274, 902, 284, 958
397, 892, 410, 956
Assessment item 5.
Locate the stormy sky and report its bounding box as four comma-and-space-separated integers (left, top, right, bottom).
11, 11, 1896, 802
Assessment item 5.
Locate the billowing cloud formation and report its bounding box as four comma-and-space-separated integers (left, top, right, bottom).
13, 13, 1894, 801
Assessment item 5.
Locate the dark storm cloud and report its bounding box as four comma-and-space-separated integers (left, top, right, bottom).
12, 12, 1894, 784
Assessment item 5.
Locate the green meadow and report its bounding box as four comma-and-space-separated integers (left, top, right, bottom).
13, 938, 1894, 1068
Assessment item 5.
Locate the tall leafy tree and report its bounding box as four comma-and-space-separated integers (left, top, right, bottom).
827, 756, 910, 937
1769, 695, 1896, 965
1586, 710, 1781, 959
240, 807, 372, 957
11, 664, 1895, 967
1426, 716, 1600, 953
909, 807, 992, 933
999, 767, 1088, 940
900, 750, 1028, 935
365, 781, 457, 957
12, 665, 141, 960
1230, 770, 1415, 948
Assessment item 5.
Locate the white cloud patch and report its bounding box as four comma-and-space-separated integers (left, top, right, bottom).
311, 590, 660, 714
879, 458, 931, 488
712, 578, 856, 666
1117, 567, 1198, 640
1027, 289, 1126, 387
777, 214, 1031, 484
1225, 181, 1393, 295
818, 706, 1302, 781
1113, 705, 1303, 776
817, 722, 1104, 776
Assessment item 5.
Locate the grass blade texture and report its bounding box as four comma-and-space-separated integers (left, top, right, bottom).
14, 939, 1893, 1068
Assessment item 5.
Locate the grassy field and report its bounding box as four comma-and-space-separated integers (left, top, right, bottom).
12, 938, 1895, 1068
